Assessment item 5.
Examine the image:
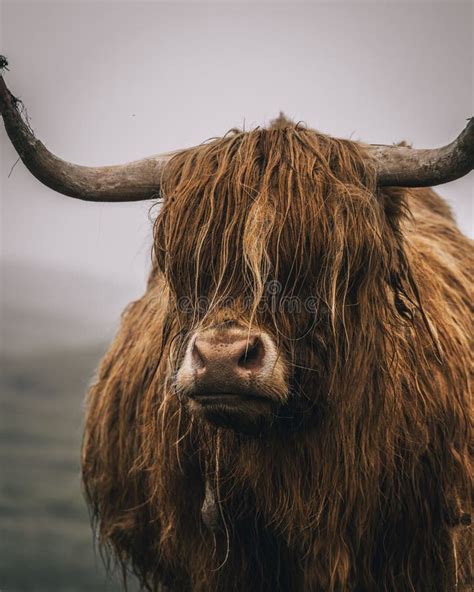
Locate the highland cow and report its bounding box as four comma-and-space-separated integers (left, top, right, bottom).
1, 67, 473, 591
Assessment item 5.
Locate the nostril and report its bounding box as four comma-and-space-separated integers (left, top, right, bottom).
191, 340, 205, 369
238, 337, 265, 370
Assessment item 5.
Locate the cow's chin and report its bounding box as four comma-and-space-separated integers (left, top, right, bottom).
186, 394, 278, 435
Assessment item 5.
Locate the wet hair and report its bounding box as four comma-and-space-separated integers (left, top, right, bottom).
82, 117, 472, 591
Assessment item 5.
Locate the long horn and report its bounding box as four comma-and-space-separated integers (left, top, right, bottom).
0, 69, 173, 202
369, 119, 474, 187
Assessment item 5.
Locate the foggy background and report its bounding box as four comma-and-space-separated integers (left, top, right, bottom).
1, 1, 473, 591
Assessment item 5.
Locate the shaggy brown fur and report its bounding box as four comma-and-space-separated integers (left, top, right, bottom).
82, 118, 472, 591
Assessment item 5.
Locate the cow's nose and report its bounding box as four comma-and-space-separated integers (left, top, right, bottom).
175, 324, 288, 407
192, 331, 266, 378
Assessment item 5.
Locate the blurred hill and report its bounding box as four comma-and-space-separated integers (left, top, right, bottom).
1, 260, 144, 355
0, 261, 143, 591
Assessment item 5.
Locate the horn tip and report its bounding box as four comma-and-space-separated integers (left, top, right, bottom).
0, 55, 9, 72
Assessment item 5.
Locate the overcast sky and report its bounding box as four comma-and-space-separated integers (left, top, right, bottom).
1, 1, 473, 331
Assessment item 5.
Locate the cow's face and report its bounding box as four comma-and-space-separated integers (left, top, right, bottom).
153, 127, 404, 434
154, 251, 317, 435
